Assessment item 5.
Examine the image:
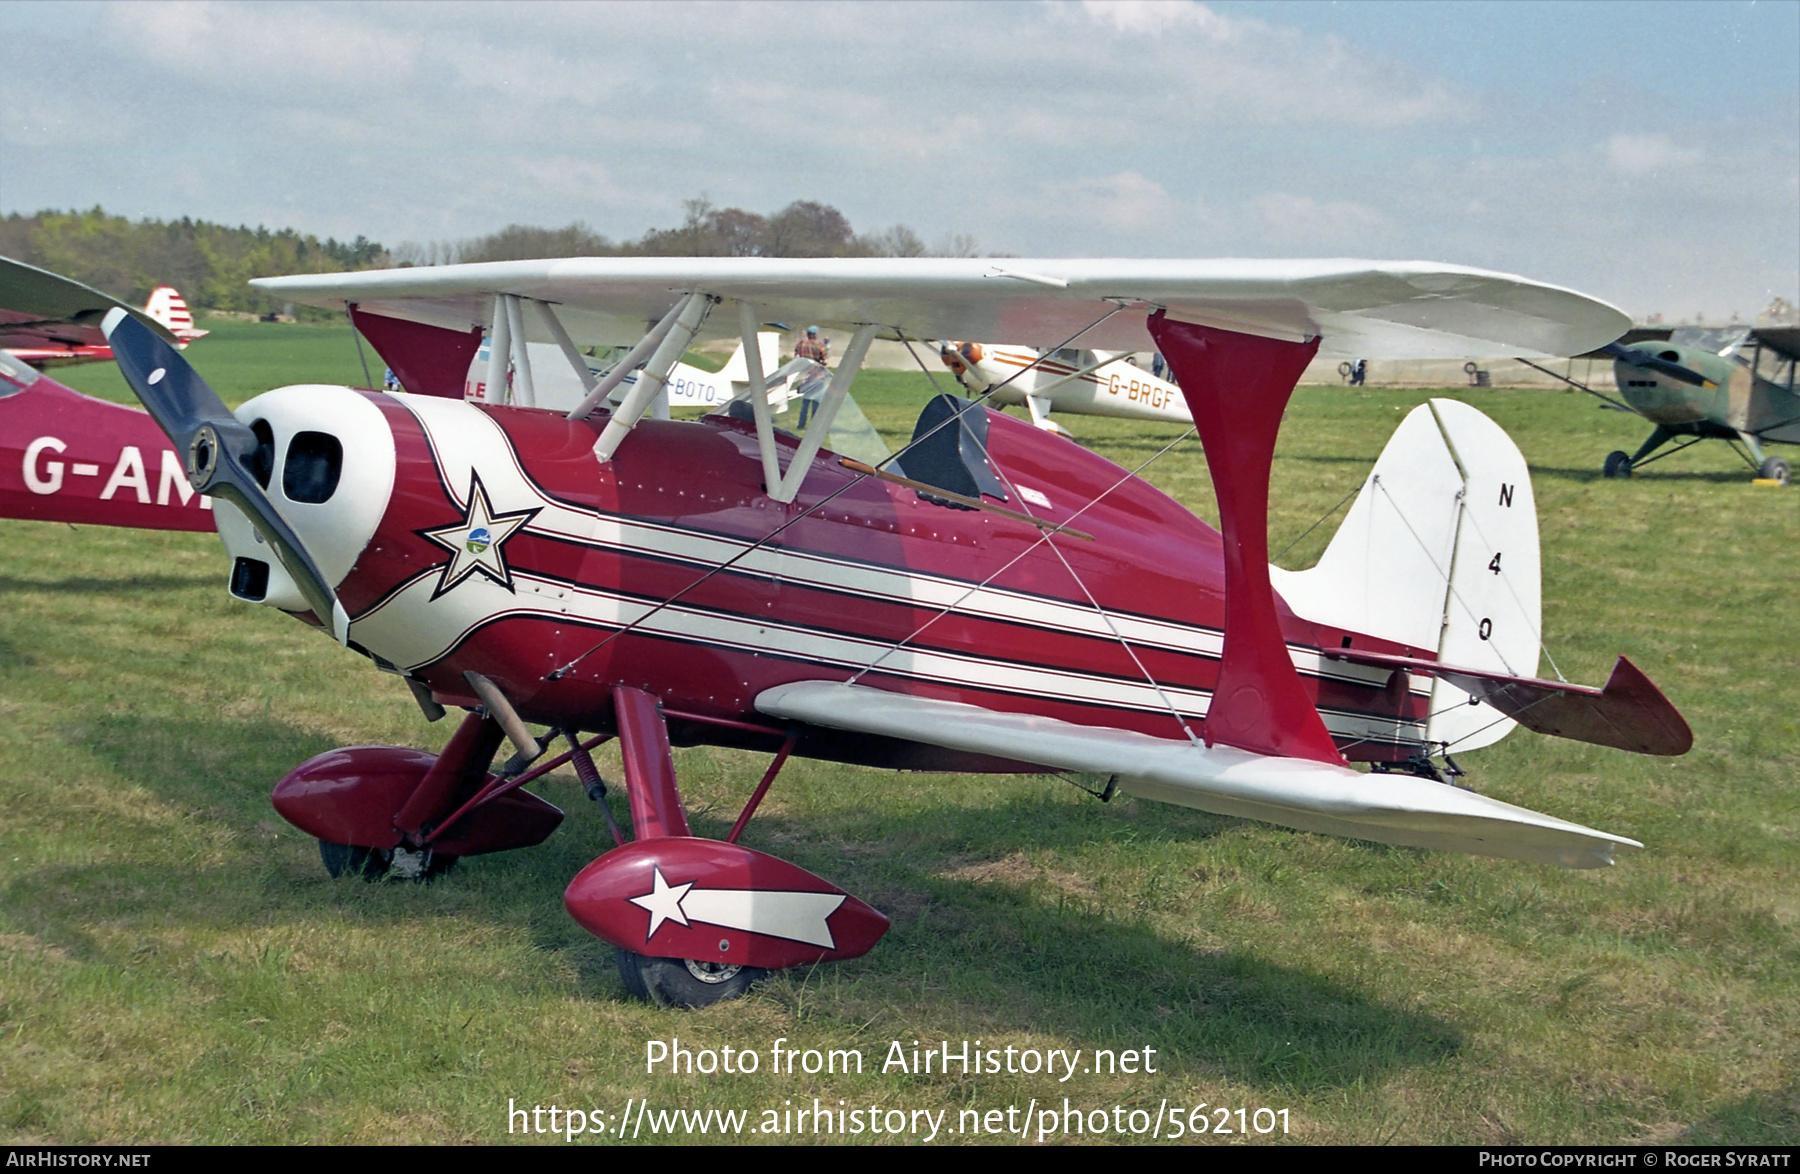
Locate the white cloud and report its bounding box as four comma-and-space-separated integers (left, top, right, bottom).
1080, 0, 1235, 39
106, 1, 420, 90
1605, 133, 1704, 176
1249, 193, 1390, 247
1039, 171, 1177, 232
1065, 0, 1465, 128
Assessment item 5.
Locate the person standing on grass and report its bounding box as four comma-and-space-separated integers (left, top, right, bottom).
794, 326, 830, 427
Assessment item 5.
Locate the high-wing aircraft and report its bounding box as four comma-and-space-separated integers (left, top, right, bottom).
0, 258, 215, 532
54, 256, 1691, 1009
937, 340, 1188, 434
1518, 326, 1800, 484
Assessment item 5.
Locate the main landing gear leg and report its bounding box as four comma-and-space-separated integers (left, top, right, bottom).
1739, 433, 1789, 484
563, 687, 889, 1009
1606, 426, 1673, 478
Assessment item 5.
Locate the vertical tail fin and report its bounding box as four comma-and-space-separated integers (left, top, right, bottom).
1270, 398, 1542, 753
717, 331, 784, 384
142, 286, 208, 343
1423, 399, 1542, 751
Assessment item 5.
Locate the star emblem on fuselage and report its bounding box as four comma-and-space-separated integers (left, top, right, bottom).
419, 472, 540, 600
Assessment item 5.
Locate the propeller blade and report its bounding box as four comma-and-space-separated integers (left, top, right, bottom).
1600, 341, 1711, 387
101, 308, 350, 642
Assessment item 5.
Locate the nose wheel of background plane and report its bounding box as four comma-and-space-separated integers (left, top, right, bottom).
1603, 450, 1633, 479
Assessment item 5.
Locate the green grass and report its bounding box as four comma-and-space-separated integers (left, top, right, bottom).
1, 335, 1796, 1144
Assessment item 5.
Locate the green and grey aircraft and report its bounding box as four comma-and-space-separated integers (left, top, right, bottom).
1524, 327, 1800, 484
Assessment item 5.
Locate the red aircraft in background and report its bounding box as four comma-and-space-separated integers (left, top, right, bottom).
0, 258, 214, 532
7, 256, 1690, 1008
4, 264, 206, 368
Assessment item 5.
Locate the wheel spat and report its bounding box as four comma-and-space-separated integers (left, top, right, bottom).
101, 307, 349, 641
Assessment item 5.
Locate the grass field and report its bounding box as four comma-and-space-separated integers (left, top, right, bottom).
2, 320, 1796, 1144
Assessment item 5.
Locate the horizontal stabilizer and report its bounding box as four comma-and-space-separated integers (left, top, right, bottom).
1328, 650, 1691, 756
757, 682, 1642, 868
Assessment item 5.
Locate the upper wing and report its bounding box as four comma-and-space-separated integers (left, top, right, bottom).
252, 257, 1629, 361
1571, 325, 1674, 360
0, 256, 178, 351
757, 681, 1641, 869
1750, 326, 1800, 363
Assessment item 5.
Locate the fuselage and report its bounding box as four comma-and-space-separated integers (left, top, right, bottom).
1612, 342, 1796, 442
0, 354, 215, 531
950, 345, 1191, 424
216, 386, 1436, 768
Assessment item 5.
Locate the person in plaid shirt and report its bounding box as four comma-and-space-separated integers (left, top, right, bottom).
794, 326, 830, 426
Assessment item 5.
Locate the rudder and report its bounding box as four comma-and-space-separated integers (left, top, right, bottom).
1270, 398, 1542, 754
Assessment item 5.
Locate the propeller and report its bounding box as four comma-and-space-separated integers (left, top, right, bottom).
1600, 341, 1713, 388
101, 308, 350, 642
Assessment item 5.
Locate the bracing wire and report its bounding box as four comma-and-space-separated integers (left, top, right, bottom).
545, 302, 1135, 681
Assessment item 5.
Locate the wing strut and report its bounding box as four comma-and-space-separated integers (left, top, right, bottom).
533, 298, 599, 398
1149, 312, 1342, 764
771, 323, 879, 503
736, 300, 784, 493
593, 293, 713, 460
567, 295, 691, 421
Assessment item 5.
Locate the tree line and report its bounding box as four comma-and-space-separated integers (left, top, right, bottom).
1, 199, 980, 315
396, 197, 978, 265
0, 207, 383, 314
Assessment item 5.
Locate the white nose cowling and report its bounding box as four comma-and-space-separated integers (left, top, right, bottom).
213, 385, 396, 617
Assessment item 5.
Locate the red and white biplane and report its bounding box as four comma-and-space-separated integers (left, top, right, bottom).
63, 256, 1689, 1007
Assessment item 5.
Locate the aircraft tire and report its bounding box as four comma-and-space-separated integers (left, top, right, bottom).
1603, 451, 1633, 479
616, 950, 766, 1008
316, 839, 456, 882
1758, 456, 1789, 485
614, 948, 651, 1001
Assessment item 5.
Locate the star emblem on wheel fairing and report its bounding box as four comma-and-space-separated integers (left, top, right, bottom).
628, 867, 695, 939
419, 472, 540, 600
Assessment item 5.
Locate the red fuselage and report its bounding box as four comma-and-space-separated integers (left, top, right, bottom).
327, 393, 1428, 767
0, 364, 216, 532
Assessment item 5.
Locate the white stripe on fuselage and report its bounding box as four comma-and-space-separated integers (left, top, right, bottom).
364, 394, 1429, 734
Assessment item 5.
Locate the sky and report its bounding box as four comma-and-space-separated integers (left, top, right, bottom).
3, 0, 1796, 321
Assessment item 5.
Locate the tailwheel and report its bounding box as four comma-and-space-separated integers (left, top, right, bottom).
1603, 450, 1633, 479
1758, 456, 1789, 485
615, 949, 765, 1008
317, 840, 456, 882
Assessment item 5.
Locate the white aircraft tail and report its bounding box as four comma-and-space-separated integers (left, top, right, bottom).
143, 286, 207, 343
1270, 398, 1542, 754
716, 332, 784, 385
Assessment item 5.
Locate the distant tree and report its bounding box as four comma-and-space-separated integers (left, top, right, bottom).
458, 221, 615, 263
765, 201, 857, 258
932, 231, 982, 258
710, 207, 771, 257
862, 224, 926, 257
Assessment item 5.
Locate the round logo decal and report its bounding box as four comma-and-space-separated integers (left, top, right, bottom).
465, 527, 491, 555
